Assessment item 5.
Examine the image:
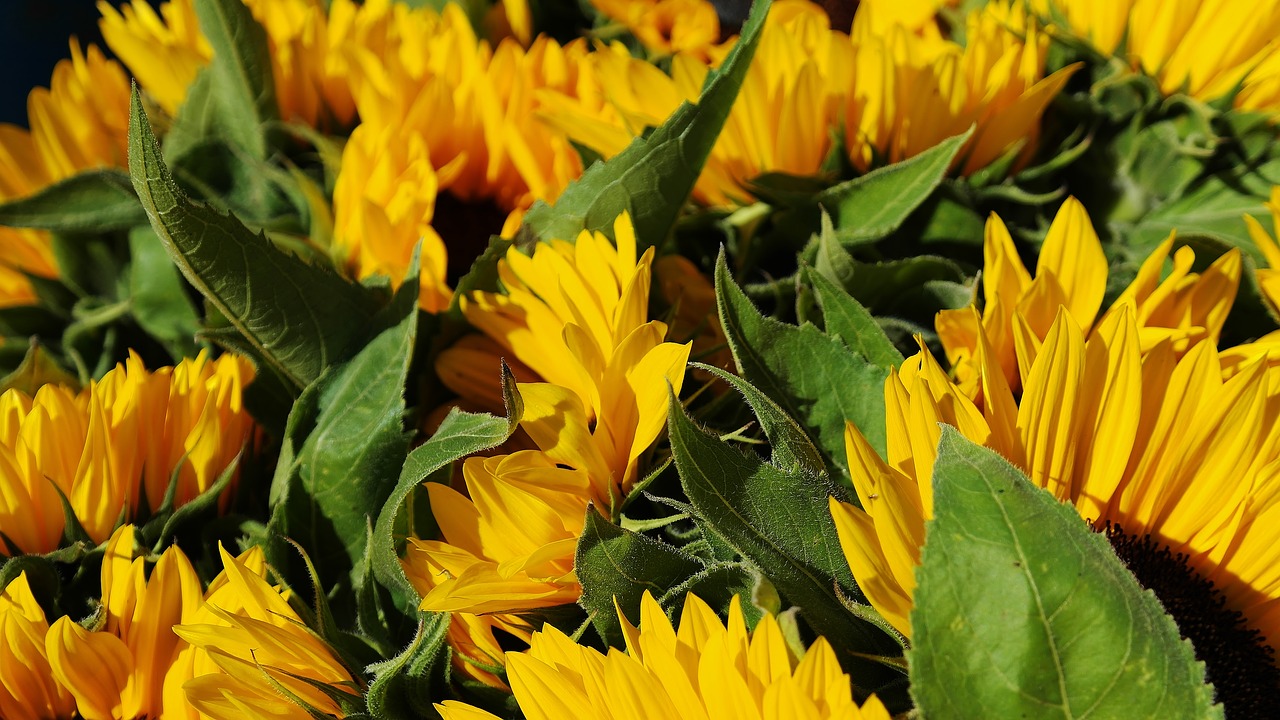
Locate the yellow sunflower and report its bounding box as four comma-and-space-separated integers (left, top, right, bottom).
0, 40, 132, 307
589, 0, 725, 60
847, 0, 1077, 175
540, 0, 852, 207
832, 303, 1280, 713
436, 591, 892, 720
935, 196, 1240, 395
0, 351, 254, 554
1033, 0, 1280, 104
330, 1, 593, 309
170, 544, 362, 720
0, 572, 75, 720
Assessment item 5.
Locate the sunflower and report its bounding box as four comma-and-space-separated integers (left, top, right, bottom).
1033, 0, 1280, 104
169, 543, 362, 720
100, 0, 359, 127
435, 591, 892, 720
847, 0, 1077, 176
44, 525, 202, 719
0, 40, 131, 307
588, 0, 726, 60
330, 1, 592, 309
935, 196, 1240, 395
0, 351, 254, 554
832, 302, 1280, 714
0, 572, 75, 719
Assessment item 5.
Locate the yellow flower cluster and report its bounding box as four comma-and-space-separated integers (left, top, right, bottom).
0, 41, 131, 307
542, 0, 1072, 207
831, 200, 1280, 650
0, 351, 254, 554
437, 591, 891, 720
0, 525, 358, 719
406, 213, 690, 683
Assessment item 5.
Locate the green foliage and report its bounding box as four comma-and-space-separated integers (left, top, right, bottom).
816, 128, 972, 246
521, 0, 771, 249
666, 382, 906, 701
910, 428, 1221, 720
192, 0, 279, 160
575, 507, 704, 646
0, 170, 144, 232
716, 250, 889, 479
266, 263, 419, 609
128, 87, 381, 391
365, 614, 451, 720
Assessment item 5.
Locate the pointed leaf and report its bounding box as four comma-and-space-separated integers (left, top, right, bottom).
193, 0, 278, 159
804, 266, 903, 369
0, 170, 144, 232
267, 265, 419, 600
575, 506, 705, 646
667, 389, 904, 696
521, 0, 771, 248
128, 87, 379, 389
365, 614, 450, 720
910, 428, 1220, 719
716, 250, 888, 478
817, 128, 972, 244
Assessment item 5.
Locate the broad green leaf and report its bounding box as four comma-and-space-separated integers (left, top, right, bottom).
164, 69, 219, 165
521, 0, 771, 248
370, 375, 522, 616
829, 253, 968, 314
267, 267, 418, 601
690, 362, 825, 478
0, 340, 77, 396
816, 128, 972, 244
575, 506, 705, 646
128, 87, 380, 389
910, 428, 1220, 720
715, 250, 888, 478
365, 613, 450, 720
667, 390, 905, 699
0, 170, 144, 232
804, 266, 903, 369
1123, 155, 1280, 263
193, 0, 278, 160
128, 227, 201, 360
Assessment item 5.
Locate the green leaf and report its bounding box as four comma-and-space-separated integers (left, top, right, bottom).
689, 363, 825, 478
667, 389, 904, 697
804, 266, 903, 369
365, 613, 450, 720
128, 86, 380, 389
0, 340, 77, 396
128, 226, 201, 360
146, 454, 238, 552
910, 428, 1220, 720
521, 0, 771, 248
575, 506, 705, 646
0, 170, 144, 232
193, 0, 278, 159
1124, 156, 1280, 263
370, 375, 522, 616
164, 69, 219, 165
816, 128, 972, 244
267, 265, 418, 599
715, 250, 889, 478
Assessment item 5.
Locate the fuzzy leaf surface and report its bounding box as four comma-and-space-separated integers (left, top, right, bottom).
910, 428, 1220, 720
128, 88, 379, 389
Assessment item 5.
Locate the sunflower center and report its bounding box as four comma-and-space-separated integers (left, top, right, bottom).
1104, 522, 1280, 718
434, 192, 509, 285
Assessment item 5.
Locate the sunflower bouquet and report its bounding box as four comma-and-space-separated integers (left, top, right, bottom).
1, 0, 1278, 717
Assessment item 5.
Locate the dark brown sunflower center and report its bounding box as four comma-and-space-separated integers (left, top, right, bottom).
1104, 522, 1280, 719
434, 192, 508, 286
